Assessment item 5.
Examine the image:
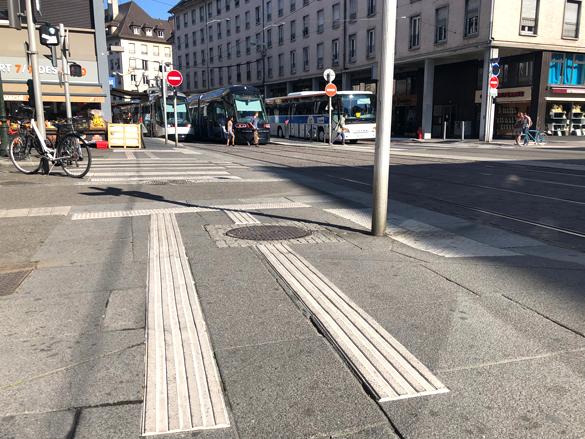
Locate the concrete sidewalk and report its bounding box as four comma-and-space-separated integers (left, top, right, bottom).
1, 143, 584, 438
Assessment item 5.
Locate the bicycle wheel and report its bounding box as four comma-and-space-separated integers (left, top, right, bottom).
536, 133, 547, 145
9, 135, 42, 174
58, 133, 92, 178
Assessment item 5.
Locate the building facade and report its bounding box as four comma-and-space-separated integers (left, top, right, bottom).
396, 0, 585, 140
105, 1, 174, 98
0, 0, 112, 120
169, 0, 381, 96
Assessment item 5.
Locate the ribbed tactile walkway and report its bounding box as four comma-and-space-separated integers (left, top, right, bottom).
143, 213, 229, 436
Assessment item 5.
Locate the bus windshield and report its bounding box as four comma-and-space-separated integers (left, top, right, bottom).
340, 94, 376, 123
234, 95, 267, 122
165, 100, 190, 126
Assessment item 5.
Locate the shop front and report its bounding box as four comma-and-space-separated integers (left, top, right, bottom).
475, 86, 532, 138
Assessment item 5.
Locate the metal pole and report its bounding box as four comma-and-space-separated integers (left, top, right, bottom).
371, 0, 397, 236
0, 70, 9, 156
443, 121, 447, 140
25, 0, 45, 138
59, 24, 72, 123
173, 88, 178, 148
162, 63, 168, 143
461, 121, 465, 141
328, 96, 332, 145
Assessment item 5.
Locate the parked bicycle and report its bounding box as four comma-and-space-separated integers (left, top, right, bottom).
521, 128, 547, 146
9, 106, 92, 178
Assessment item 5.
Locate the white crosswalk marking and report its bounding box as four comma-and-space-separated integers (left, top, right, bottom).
87, 158, 247, 183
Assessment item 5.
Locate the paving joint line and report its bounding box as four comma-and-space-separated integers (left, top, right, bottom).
421, 265, 481, 297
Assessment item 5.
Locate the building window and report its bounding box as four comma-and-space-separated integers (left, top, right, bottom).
549, 53, 585, 85
165, 47, 171, 57
200, 6, 204, 22
226, 0, 230, 11
209, 25, 213, 42
332, 3, 341, 28
255, 6, 261, 24
464, 0, 480, 37
256, 60, 262, 80
184, 13, 188, 26
129, 58, 136, 69
193, 31, 197, 46
563, 0, 581, 38
154, 45, 159, 56
228, 67, 232, 83
157, 30, 165, 38
129, 43, 135, 54
278, 53, 284, 76
218, 44, 223, 60
177, 36, 182, 50
290, 0, 296, 12
348, 34, 356, 62
245, 11, 250, 29
303, 15, 309, 37
145, 28, 153, 36
367, 28, 375, 57
216, 0, 221, 14
246, 36, 251, 54
349, 0, 357, 20
227, 42, 232, 59
209, 47, 214, 63
236, 15, 241, 32
219, 67, 224, 85
210, 69, 215, 87
192, 10, 196, 24
520, 0, 539, 35
236, 39, 241, 56
203, 70, 207, 88
194, 51, 198, 65
185, 35, 189, 48
409, 15, 421, 48
176, 17, 180, 30
131, 73, 137, 83
194, 71, 199, 88
290, 20, 296, 41
290, 50, 296, 74
316, 43, 324, 69
435, 6, 448, 43
177, 55, 182, 68
303, 46, 309, 71
267, 28, 273, 47
332, 38, 339, 66
278, 23, 284, 44
278, 0, 284, 17
200, 29, 205, 44
266, 0, 272, 21
227, 20, 231, 36
207, 1, 212, 18
217, 22, 222, 39
367, 0, 376, 16
185, 53, 190, 67
267, 56, 273, 77
237, 65, 241, 82
132, 26, 140, 35
317, 9, 324, 33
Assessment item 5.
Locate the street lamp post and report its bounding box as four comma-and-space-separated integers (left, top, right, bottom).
371, 0, 397, 236
0, 71, 9, 156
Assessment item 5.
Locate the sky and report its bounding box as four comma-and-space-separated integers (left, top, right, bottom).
105, 0, 174, 20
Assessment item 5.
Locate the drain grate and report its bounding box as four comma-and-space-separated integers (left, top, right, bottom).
226, 225, 312, 241
0, 270, 32, 296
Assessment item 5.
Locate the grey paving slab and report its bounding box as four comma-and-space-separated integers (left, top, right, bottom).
182, 242, 315, 351
0, 290, 108, 340
14, 260, 146, 299
216, 336, 389, 439
33, 237, 135, 266
0, 216, 60, 267
74, 403, 142, 439
0, 330, 144, 415
103, 288, 146, 332
427, 261, 585, 335
0, 409, 76, 439
382, 351, 585, 439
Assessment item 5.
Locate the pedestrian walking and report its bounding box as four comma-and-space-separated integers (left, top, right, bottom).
335, 113, 347, 145
251, 112, 260, 147
226, 116, 235, 147
513, 112, 524, 145
522, 112, 533, 146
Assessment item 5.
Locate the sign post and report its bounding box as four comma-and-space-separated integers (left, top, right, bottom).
58, 24, 72, 123
166, 70, 183, 148
323, 69, 336, 145
24, 0, 46, 139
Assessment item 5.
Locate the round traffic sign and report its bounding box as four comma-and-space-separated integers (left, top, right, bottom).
489, 76, 499, 89
323, 68, 336, 82
166, 70, 183, 87
325, 83, 337, 97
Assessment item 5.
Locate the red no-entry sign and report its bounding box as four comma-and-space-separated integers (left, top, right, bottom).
166, 70, 183, 87
325, 83, 337, 97
489, 76, 499, 89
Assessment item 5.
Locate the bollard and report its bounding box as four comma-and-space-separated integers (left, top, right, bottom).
461, 121, 465, 141
443, 121, 447, 140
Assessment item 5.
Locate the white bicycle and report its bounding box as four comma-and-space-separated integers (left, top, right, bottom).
9, 109, 92, 178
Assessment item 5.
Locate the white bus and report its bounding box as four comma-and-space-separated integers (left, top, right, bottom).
265, 91, 376, 143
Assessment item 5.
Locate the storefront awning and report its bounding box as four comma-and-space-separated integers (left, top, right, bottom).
2, 83, 106, 103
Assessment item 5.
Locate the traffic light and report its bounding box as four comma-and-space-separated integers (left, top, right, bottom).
69, 63, 83, 77
7, 0, 22, 30
26, 79, 35, 105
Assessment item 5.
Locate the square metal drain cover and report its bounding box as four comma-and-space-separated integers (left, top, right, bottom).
0, 270, 32, 296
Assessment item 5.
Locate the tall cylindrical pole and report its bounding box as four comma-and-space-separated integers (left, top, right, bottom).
59, 24, 72, 123
173, 88, 178, 148
328, 96, 332, 145
371, 0, 397, 236
162, 63, 168, 143
0, 70, 10, 156
25, 0, 45, 138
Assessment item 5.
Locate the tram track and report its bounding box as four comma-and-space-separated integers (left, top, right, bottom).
192, 143, 585, 244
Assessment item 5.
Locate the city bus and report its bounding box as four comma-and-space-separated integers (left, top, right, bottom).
187, 85, 270, 144
112, 90, 191, 141
265, 91, 377, 143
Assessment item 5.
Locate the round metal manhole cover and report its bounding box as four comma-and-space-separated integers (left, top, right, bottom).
226, 225, 312, 241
